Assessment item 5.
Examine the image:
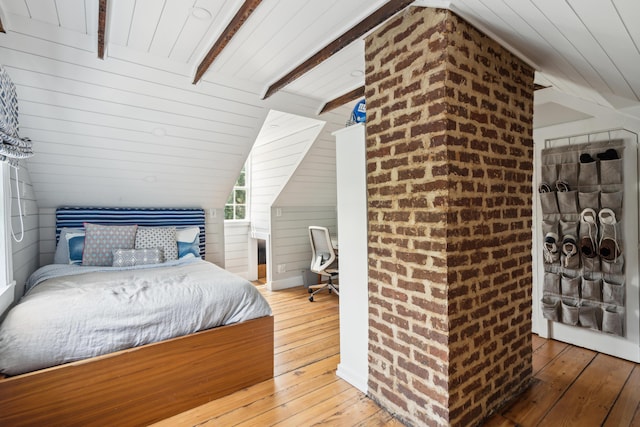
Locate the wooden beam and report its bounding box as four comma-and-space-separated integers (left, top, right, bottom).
319, 86, 365, 114
97, 0, 107, 59
193, 0, 263, 84
263, 0, 414, 100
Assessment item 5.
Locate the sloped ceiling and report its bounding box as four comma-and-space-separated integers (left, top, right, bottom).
0, 0, 638, 209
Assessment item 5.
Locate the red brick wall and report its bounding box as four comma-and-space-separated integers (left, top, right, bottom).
365, 7, 534, 426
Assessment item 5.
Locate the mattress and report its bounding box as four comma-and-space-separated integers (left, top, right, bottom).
0, 259, 272, 376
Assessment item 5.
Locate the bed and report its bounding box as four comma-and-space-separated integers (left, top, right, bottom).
0, 207, 274, 426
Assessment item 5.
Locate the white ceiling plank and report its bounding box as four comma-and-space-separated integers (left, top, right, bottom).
128, 0, 166, 52
27, 156, 234, 180
2, 0, 29, 15
531, 0, 631, 99
287, 41, 364, 101
24, 0, 58, 24
84, 0, 97, 34
8, 66, 259, 125
169, 12, 215, 64
5, 12, 94, 50
613, 0, 640, 54
107, 0, 135, 46
56, 0, 86, 32
15, 84, 257, 137
20, 116, 248, 154
0, 36, 264, 107
148, 0, 190, 58
568, 0, 640, 100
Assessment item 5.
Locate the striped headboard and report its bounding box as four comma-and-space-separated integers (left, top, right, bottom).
56, 207, 206, 258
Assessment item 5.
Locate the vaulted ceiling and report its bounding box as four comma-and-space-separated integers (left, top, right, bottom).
0, 0, 638, 209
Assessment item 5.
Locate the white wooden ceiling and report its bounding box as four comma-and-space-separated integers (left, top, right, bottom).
0, 0, 638, 209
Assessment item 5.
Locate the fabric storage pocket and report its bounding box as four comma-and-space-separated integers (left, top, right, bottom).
602, 255, 624, 275
542, 220, 557, 237
581, 255, 600, 273
543, 272, 561, 295
603, 280, 624, 305
581, 277, 602, 301
600, 190, 623, 218
540, 192, 559, 214
558, 163, 578, 188
561, 274, 580, 298
559, 220, 578, 237
561, 299, 580, 326
541, 164, 557, 186
541, 296, 560, 322
557, 191, 578, 214
578, 191, 599, 211
600, 158, 623, 185
578, 161, 598, 186
579, 302, 600, 330
602, 306, 624, 336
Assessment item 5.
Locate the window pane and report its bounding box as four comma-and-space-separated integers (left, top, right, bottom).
235, 205, 246, 219
226, 193, 233, 204
224, 205, 234, 220
235, 189, 246, 204
237, 171, 245, 187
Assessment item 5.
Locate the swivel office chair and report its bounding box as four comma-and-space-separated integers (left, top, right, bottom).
308, 226, 339, 302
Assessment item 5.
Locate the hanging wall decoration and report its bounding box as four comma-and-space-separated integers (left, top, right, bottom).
0, 64, 33, 165
539, 138, 626, 336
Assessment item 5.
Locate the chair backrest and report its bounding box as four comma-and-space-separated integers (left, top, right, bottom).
308, 226, 336, 274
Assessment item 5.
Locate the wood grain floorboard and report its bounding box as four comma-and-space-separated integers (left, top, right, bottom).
153, 285, 640, 427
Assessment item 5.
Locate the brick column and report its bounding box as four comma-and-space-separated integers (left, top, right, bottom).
365, 7, 534, 426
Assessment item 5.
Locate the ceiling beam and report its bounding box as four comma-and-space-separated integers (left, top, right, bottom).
97, 0, 107, 59
193, 0, 263, 84
319, 86, 365, 115
263, 0, 414, 100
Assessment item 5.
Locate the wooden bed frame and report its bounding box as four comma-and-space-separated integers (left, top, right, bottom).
0, 315, 273, 426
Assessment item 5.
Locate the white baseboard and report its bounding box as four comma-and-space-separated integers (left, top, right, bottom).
269, 275, 303, 291
336, 363, 368, 394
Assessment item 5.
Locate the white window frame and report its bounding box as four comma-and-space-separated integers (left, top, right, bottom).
225, 162, 250, 222
0, 162, 14, 314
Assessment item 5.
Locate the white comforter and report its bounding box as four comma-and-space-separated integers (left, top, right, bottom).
0, 259, 272, 376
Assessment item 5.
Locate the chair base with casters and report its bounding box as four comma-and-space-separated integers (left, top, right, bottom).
308, 270, 339, 302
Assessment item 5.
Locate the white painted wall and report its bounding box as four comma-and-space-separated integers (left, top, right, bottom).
8, 162, 39, 300
269, 205, 337, 290
224, 221, 251, 279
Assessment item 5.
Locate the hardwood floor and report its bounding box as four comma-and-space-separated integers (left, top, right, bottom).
152, 285, 640, 427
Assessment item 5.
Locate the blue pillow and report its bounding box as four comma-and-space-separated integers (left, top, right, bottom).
67, 233, 85, 265
53, 228, 85, 264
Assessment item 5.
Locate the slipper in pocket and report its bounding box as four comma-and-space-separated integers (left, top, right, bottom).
543, 232, 560, 264
598, 208, 621, 262
561, 235, 579, 269
579, 208, 598, 258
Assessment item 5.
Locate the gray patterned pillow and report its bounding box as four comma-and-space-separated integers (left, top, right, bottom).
135, 226, 177, 261
82, 223, 138, 266
112, 248, 163, 267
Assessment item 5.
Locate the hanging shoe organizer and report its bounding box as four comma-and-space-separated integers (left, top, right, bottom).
539, 129, 638, 347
